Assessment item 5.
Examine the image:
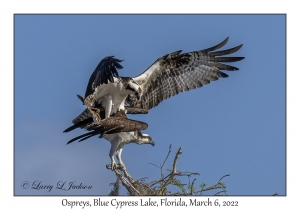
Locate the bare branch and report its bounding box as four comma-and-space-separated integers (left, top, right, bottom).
148, 162, 160, 169
112, 167, 140, 195
162, 144, 172, 168
176, 171, 200, 177
156, 146, 182, 195
107, 146, 230, 196
190, 178, 197, 195
214, 190, 227, 196
218, 174, 230, 183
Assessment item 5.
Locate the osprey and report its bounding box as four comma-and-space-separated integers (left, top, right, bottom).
65, 109, 154, 170
65, 37, 244, 169
83, 59, 142, 121
83, 37, 244, 121
67, 95, 148, 129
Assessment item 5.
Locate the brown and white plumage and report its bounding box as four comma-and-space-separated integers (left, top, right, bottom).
126, 37, 244, 110
79, 37, 244, 121
66, 110, 148, 140
68, 94, 148, 127
65, 37, 244, 168
85, 56, 123, 98
65, 110, 154, 169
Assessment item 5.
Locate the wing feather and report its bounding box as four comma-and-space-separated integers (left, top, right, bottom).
209, 44, 243, 56
129, 37, 244, 110
65, 111, 148, 145
201, 37, 229, 52
85, 56, 123, 98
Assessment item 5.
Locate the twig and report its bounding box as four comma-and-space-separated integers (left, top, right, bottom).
149, 173, 171, 187
108, 178, 120, 196
156, 146, 182, 195
171, 146, 182, 175
149, 144, 173, 183
190, 178, 196, 195
162, 144, 172, 168
136, 177, 148, 182
176, 172, 200, 177
218, 174, 230, 183
108, 145, 230, 196
148, 162, 160, 169
214, 190, 227, 196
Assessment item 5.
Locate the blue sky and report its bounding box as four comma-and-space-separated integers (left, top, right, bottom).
14, 14, 285, 196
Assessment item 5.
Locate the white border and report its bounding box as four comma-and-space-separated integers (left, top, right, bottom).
2, 0, 295, 209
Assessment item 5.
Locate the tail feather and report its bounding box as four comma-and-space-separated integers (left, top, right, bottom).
67, 131, 98, 145
78, 133, 99, 142
63, 118, 93, 133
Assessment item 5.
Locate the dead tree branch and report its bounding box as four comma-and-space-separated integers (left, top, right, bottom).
108, 145, 229, 196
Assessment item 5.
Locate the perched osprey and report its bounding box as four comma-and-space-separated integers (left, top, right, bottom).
65, 110, 154, 170
83, 37, 244, 121
65, 37, 244, 169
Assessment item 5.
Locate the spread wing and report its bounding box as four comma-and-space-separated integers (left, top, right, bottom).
66, 111, 148, 145
127, 37, 244, 110
85, 56, 123, 98
64, 107, 148, 133
63, 94, 149, 133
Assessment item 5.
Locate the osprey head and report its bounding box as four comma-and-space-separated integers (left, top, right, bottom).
122, 77, 142, 100
136, 133, 155, 146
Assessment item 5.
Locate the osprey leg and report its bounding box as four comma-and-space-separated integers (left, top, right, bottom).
116, 146, 125, 169
105, 95, 113, 119
108, 137, 121, 170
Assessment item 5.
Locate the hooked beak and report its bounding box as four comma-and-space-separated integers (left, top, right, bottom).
150, 140, 155, 147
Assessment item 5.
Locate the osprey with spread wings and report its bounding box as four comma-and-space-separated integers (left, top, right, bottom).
65, 37, 244, 169
80, 37, 244, 121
